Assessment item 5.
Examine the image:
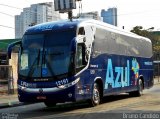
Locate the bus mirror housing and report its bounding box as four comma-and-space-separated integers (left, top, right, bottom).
83, 37, 86, 42
7, 40, 21, 59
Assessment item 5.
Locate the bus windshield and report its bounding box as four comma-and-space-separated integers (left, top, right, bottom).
19, 30, 76, 78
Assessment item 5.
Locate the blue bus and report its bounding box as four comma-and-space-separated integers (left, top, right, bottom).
8, 19, 153, 107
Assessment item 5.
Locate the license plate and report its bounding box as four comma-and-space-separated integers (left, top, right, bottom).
37, 96, 46, 100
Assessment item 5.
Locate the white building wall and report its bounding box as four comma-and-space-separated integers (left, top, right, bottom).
37, 5, 46, 24
15, 2, 61, 39
22, 8, 31, 32
15, 15, 21, 38
30, 4, 37, 25
79, 11, 101, 20
9, 53, 18, 89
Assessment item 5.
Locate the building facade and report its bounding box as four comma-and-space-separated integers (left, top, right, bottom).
15, 2, 60, 39
78, 11, 101, 21
101, 8, 117, 26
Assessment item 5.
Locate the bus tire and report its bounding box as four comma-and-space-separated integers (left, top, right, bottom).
44, 102, 56, 107
136, 79, 144, 96
89, 82, 101, 107
129, 79, 143, 97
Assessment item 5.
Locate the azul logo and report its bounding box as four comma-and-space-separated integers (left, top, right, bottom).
132, 58, 140, 85
105, 58, 140, 89
105, 59, 130, 89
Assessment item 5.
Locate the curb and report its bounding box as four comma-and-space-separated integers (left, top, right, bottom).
0, 100, 26, 108
154, 80, 160, 85
0, 101, 34, 109
0, 101, 21, 108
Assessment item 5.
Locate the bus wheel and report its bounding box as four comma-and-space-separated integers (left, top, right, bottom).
129, 79, 143, 97
44, 102, 56, 107
89, 83, 101, 107
136, 79, 144, 96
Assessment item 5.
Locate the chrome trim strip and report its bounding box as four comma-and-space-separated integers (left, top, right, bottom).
18, 78, 80, 93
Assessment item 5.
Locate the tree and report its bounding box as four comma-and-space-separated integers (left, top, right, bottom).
130, 26, 149, 37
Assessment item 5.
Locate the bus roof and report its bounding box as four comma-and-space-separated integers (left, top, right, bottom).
79, 19, 151, 43
25, 19, 82, 33
25, 19, 151, 43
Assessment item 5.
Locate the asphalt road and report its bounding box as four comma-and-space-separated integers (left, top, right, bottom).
0, 84, 160, 119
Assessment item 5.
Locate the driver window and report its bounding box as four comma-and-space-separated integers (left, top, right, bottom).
76, 43, 87, 72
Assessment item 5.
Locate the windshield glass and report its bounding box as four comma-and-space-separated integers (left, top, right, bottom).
19, 30, 75, 78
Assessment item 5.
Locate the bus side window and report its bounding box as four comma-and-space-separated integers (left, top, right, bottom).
78, 27, 85, 35
76, 43, 87, 72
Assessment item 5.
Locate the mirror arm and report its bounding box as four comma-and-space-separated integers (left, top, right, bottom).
7, 40, 21, 59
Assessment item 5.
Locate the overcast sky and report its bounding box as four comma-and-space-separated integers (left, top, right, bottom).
0, 0, 160, 39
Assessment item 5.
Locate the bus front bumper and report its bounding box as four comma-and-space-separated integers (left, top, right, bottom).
18, 85, 76, 103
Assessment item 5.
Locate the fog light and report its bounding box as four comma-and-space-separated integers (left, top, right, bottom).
68, 93, 72, 97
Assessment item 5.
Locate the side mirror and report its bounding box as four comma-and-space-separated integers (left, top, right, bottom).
83, 37, 86, 42
85, 50, 89, 62
7, 40, 21, 59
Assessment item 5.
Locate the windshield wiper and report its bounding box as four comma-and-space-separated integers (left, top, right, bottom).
27, 49, 40, 78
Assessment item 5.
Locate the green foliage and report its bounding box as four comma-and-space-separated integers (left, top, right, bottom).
130, 26, 154, 37
131, 26, 147, 37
